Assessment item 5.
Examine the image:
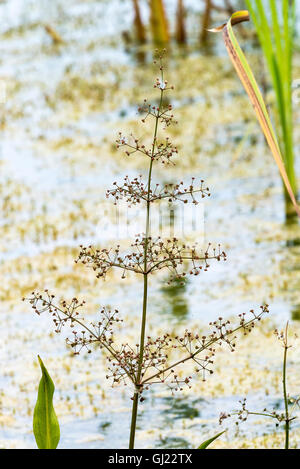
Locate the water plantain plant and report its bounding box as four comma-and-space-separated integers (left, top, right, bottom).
220, 322, 300, 449
24, 53, 268, 449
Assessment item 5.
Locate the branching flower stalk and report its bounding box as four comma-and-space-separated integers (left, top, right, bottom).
24, 52, 269, 449
220, 322, 300, 449
128, 64, 163, 447
282, 322, 291, 449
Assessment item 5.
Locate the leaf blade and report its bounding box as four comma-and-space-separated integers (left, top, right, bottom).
33, 356, 60, 449
211, 10, 300, 217
198, 430, 226, 449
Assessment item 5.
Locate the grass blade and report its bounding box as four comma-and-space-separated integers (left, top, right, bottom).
198, 430, 226, 449
33, 356, 60, 449
210, 10, 300, 217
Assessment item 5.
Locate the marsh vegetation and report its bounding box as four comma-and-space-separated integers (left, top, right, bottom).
1, 0, 300, 449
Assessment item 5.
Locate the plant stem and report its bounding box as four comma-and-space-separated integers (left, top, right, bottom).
128, 272, 148, 449
128, 87, 163, 449
283, 322, 289, 449
129, 392, 139, 449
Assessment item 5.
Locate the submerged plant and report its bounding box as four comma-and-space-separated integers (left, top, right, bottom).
24, 53, 268, 449
220, 322, 300, 449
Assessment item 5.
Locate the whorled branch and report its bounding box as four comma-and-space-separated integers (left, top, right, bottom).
116, 133, 178, 165
219, 397, 290, 427
106, 175, 210, 206
24, 291, 268, 397
75, 235, 226, 281
137, 95, 177, 129
22, 291, 132, 382
139, 305, 269, 391
106, 334, 174, 389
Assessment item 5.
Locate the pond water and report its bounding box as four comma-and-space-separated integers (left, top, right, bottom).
1, 0, 300, 449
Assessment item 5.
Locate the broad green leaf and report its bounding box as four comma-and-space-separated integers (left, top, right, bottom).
198, 430, 226, 449
33, 356, 60, 449
210, 10, 300, 218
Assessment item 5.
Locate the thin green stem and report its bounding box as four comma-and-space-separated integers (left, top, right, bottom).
247, 411, 278, 420
128, 86, 164, 449
129, 392, 139, 449
283, 322, 289, 449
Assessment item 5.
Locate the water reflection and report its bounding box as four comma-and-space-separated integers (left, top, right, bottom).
2, 0, 300, 449
160, 277, 189, 321
157, 436, 191, 449
291, 305, 300, 321
162, 395, 202, 421
98, 421, 112, 434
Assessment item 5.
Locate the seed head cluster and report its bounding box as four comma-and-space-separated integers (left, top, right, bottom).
106, 176, 210, 206
24, 53, 269, 404
24, 290, 268, 396
76, 236, 226, 281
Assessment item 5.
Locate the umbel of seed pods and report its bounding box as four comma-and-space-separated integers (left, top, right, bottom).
75, 237, 226, 281
24, 54, 269, 399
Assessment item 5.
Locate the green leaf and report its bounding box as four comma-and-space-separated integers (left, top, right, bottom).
198, 430, 226, 449
210, 10, 300, 218
33, 356, 60, 449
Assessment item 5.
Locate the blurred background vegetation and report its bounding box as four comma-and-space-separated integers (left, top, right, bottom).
1, 0, 300, 449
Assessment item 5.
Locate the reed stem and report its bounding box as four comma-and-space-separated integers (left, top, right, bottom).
150, 0, 169, 45
132, 0, 146, 43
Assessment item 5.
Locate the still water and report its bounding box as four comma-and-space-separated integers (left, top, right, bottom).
0, 0, 300, 449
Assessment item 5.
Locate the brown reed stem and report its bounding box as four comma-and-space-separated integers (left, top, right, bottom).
200, 0, 212, 44
176, 0, 186, 44
132, 0, 146, 43
150, 0, 169, 45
